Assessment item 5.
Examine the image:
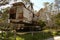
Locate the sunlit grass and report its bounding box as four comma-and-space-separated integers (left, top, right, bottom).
0, 30, 60, 40
43, 29, 50, 32
16, 36, 24, 40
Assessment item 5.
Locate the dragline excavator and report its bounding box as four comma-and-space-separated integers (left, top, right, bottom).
9, 2, 43, 32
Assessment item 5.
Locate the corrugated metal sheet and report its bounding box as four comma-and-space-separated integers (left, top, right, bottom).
23, 7, 33, 23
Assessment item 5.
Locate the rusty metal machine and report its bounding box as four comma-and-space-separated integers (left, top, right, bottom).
9, 2, 41, 32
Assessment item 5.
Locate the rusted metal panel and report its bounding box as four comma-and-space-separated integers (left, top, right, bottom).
23, 7, 33, 23
9, 7, 16, 14
9, 2, 33, 23
18, 13, 23, 19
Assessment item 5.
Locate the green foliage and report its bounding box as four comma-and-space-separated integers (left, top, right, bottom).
2, 13, 8, 20
38, 20, 46, 27
55, 19, 60, 25
54, 13, 60, 26
16, 32, 53, 40
2, 8, 8, 20
0, 31, 15, 40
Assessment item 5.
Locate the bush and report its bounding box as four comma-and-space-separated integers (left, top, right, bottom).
37, 20, 46, 30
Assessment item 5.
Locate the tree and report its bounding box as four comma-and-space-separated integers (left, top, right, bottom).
44, 2, 49, 10
37, 20, 46, 30
22, 0, 30, 3
55, 0, 60, 13
0, 0, 9, 5
1, 7, 9, 20
54, 13, 60, 26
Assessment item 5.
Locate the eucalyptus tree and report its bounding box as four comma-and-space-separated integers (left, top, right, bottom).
54, 13, 60, 26
0, 0, 9, 5
44, 2, 49, 10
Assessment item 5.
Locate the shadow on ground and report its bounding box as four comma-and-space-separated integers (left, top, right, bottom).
16, 32, 54, 40
0, 31, 60, 40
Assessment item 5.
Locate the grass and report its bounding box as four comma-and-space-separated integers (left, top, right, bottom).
16, 32, 53, 40
0, 31, 53, 40
0, 29, 60, 40
16, 30, 60, 40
